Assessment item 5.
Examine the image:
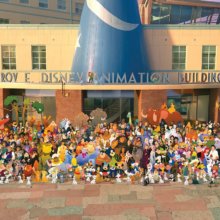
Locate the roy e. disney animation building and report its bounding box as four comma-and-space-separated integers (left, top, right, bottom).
0, 0, 220, 123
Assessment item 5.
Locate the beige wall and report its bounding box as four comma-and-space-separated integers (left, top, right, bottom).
0, 25, 220, 90
144, 28, 220, 70
0, 25, 78, 71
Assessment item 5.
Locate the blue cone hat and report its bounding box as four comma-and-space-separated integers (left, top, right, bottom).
72, 0, 150, 84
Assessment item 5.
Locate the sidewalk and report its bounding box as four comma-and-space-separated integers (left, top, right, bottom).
0, 182, 219, 220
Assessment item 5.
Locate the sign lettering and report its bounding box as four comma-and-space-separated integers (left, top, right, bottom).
0, 71, 220, 85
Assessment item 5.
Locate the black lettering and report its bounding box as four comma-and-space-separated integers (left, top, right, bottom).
41, 72, 49, 83
25, 73, 30, 83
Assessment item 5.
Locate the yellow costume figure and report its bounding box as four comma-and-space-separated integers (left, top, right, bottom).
38, 141, 52, 182
71, 156, 78, 169
57, 142, 67, 162
168, 103, 176, 113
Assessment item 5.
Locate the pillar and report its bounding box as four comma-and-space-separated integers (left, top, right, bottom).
137, 90, 167, 121
209, 88, 220, 123
56, 90, 83, 124
0, 89, 10, 118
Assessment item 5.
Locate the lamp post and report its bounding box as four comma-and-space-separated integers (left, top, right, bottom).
61, 78, 66, 97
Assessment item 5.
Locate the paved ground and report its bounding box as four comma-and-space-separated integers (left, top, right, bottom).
0, 181, 220, 220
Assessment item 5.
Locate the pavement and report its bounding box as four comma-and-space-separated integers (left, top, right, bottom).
0, 181, 220, 220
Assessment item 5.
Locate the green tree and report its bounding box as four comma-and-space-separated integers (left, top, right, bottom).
32, 101, 44, 114
4, 96, 19, 124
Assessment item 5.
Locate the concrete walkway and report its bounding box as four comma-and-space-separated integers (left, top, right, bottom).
0, 182, 220, 220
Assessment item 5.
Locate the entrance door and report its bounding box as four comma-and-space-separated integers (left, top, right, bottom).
83, 91, 134, 123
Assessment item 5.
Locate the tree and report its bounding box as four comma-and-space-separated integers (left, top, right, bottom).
22, 98, 30, 126
4, 96, 19, 124
32, 101, 44, 114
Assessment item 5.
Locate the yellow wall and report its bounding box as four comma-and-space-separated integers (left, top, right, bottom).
0, 25, 78, 71
144, 28, 220, 70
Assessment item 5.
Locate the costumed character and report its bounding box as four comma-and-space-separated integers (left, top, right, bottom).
38, 137, 52, 181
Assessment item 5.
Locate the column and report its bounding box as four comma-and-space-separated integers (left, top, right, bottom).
0, 89, 10, 118
209, 88, 220, 123
56, 90, 83, 124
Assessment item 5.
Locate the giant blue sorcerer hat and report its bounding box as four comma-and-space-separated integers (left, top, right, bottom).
72, 0, 150, 84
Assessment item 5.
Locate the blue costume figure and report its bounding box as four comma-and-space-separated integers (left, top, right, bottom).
64, 149, 73, 165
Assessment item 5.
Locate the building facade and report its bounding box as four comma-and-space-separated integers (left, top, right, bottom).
0, 24, 219, 123
2, 0, 220, 25
0, 0, 84, 24
139, 0, 220, 24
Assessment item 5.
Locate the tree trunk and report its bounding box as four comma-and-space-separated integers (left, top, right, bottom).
12, 104, 19, 124
22, 105, 27, 126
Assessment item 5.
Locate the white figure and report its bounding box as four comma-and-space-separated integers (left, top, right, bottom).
116, 173, 122, 183
140, 176, 144, 184
72, 176, 78, 185
86, 173, 92, 182
0, 177, 4, 184
126, 175, 131, 183
51, 173, 58, 184
124, 170, 132, 183
164, 172, 168, 181
148, 173, 154, 184
90, 176, 96, 184
177, 173, 182, 183
203, 173, 208, 182
18, 175, 23, 184
4, 175, 10, 184
26, 176, 31, 186
184, 176, 189, 186
159, 175, 164, 184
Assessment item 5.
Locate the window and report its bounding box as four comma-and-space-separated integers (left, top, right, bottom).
1, 46, 16, 70
0, 18, 9, 24
20, 0, 29, 4
0, 0, 9, 2
172, 46, 186, 70
32, 46, 46, 70
57, 0, 66, 11
39, 0, 48, 8
202, 46, 216, 70
20, 20, 30, 24
75, 3, 83, 14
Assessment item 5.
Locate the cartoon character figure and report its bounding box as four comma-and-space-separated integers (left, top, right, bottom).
38, 142, 52, 181
88, 72, 95, 83
109, 165, 117, 178
57, 142, 67, 162
95, 150, 111, 169
100, 162, 110, 180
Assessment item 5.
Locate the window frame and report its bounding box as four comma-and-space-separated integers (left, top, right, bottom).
172, 45, 186, 70
57, 0, 66, 11
202, 45, 216, 70
75, 2, 83, 15
19, 0, 29, 4
39, 0, 48, 9
1, 45, 17, 70
0, 18, 9, 24
31, 45, 47, 70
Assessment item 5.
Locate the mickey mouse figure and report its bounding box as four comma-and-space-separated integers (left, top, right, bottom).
100, 162, 110, 181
